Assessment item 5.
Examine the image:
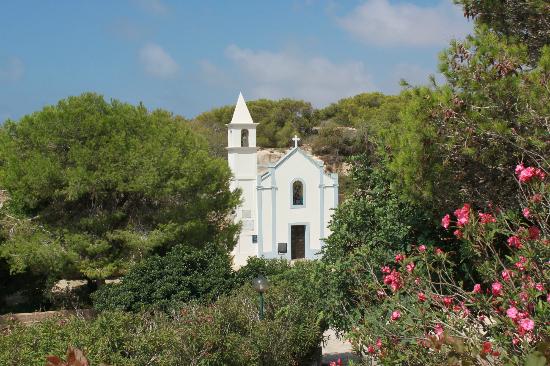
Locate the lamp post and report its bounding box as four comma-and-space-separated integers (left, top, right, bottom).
253, 275, 269, 320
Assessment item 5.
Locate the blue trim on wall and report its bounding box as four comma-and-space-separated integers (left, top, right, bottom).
332, 173, 339, 207
270, 166, 277, 256
319, 171, 325, 242
256, 175, 263, 256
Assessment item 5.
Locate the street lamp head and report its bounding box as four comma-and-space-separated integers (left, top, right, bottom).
252, 275, 269, 293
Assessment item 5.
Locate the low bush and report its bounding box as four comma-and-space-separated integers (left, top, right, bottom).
1, 284, 322, 366
234, 256, 292, 286
92, 244, 234, 312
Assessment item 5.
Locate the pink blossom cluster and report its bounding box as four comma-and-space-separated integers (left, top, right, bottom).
454, 203, 471, 226
390, 310, 401, 321
506, 306, 535, 336
383, 269, 403, 292
515, 164, 545, 183
478, 212, 496, 224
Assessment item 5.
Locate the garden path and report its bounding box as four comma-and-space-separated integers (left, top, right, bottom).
321, 329, 361, 365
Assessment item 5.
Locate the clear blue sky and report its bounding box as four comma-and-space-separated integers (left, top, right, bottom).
0, 0, 472, 121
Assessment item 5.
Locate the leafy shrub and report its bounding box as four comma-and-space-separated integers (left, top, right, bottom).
0, 93, 240, 286
1, 285, 323, 365
234, 256, 292, 286
92, 244, 234, 312
320, 157, 439, 331
337, 162, 549, 365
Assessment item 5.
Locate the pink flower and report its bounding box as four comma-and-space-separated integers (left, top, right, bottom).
435, 248, 444, 255
417, 292, 427, 302
441, 214, 451, 229
395, 254, 405, 263
528, 226, 540, 240
367, 345, 376, 354
376, 338, 382, 348
515, 163, 525, 175
518, 318, 534, 334
453, 204, 470, 226
473, 284, 482, 294
383, 270, 403, 292
515, 257, 527, 271
434, 324, 444, 337
414, 277, 421, 285
547, 293, 550, 303
381, 266, 391, 274
418, 244, 426, 252
512, 337, 520, 346
479, 212, 496, 224
519, 292, 529, 303
453, 229, 463, 239
443, 296, 453, 307
535, 283, 544, 292
507, 235, 522, 249
506, 306, 518, 320
531, 194, 542, 203
406, 262, 415, 273
518, 167, 535, 182
390, 310, 401, 321
522, 207, 530, 219
501, 270, 512, 282
517, 166, 545, 183
492, 282, 503, 296
535, 168, 546, 180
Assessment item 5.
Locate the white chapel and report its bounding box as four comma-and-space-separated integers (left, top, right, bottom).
228, 93, 339, 267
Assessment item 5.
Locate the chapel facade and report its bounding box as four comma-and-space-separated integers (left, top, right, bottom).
228, 93, 339, 267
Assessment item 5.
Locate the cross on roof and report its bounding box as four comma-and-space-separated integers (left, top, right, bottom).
292, 135, 300, 148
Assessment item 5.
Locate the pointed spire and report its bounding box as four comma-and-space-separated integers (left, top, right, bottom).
230, 92, 254, 124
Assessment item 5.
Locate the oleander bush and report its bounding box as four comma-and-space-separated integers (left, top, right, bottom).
1, 284, 323, 366
331, 162, 549, 365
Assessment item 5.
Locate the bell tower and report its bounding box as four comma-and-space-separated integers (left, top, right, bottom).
227, 93, 258, 262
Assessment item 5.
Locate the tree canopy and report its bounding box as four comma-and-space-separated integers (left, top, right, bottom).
387, 27, 550, 214
0, 93, 240, 282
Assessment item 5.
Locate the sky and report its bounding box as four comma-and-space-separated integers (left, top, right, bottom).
0, 0, 472, 121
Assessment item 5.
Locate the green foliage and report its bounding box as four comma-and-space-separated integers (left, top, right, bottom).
234, 256, 292, 287
191, 93, 406, 162
310, 124, 361, 158
0, 93, 240, 283
323, 156, 438, 265
321, 156, 439, 331
1, 285, 323, 365
192, 98, 316, 152
92, 244, 234, 312
388, 27, 550, 214
456, 0, 550, 64
316, 92, 404, 130
343, 175, 549, 365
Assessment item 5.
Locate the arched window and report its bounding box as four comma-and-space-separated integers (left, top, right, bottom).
292, 180, 304, 206
241, 129, 249, 147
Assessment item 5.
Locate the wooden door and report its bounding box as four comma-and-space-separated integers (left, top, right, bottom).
291, 225, 306, 259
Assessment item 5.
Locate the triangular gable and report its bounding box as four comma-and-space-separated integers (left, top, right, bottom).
261, 147, 324, 181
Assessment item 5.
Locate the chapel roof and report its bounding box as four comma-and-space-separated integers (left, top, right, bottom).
258, 146, 326, 180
